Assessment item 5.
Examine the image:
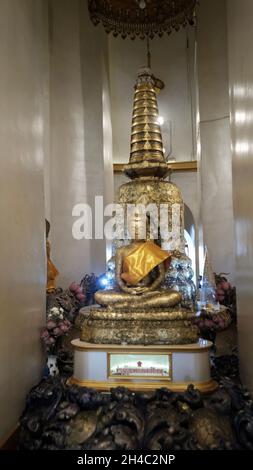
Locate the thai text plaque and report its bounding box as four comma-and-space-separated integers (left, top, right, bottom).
108, 353, 172, 380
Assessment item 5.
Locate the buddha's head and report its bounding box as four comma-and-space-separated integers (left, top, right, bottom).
127, 207, 147, 241
126, 206, 159, 242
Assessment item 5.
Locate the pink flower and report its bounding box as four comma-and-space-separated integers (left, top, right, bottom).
59, 324, 69, 332
53, 327, 63, 336
76, 293, 86, 302
45, 337, 55, 345
75, 286, 83, 294
69, 282, 80, 293
47, 321, 57, 330
41, 329, 50, 340
220, 281, 231, 291
216, 288, 224, 296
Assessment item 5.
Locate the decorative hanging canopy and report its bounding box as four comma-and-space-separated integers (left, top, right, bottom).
88, 0, 197, 39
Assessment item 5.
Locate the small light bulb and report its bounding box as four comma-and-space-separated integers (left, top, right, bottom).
157, 116, 164, 125
139, 0, 146, 9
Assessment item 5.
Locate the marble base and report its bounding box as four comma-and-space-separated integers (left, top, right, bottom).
70, 339, 217, 393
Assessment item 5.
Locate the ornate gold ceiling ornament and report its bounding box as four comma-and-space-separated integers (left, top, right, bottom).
88, 0, 197, 39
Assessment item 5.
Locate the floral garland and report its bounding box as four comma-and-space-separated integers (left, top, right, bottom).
41, 274, 99, 357
41, 307, 71, 355
194, 273, 237, 342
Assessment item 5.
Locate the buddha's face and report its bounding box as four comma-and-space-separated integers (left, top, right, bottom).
127, 210, 147, 240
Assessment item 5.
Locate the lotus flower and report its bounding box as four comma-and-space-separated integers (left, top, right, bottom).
59, 323, 69, 332
220, 281, 231, 291
46, 320, 57, 330
45, 336, 55, 345
69, 282, 80, 293
53, 327, 63, 336
76, 293, 86, 302
216, 288, 224, 296
41, 329, 50, 340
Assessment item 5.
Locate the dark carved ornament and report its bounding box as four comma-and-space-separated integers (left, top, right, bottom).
88, 0, 197, 39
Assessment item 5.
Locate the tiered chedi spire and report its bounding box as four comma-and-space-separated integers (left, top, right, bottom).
124, 67, 169, 180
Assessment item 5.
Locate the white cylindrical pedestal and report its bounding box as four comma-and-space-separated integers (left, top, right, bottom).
69, 339, 217, 393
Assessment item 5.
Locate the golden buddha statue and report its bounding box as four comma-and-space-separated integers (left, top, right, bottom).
80, 65, 198, 345
95, 212, 182, 310
46, 219, 59, 292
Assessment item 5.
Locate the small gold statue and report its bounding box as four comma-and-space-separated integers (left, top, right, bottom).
95, 213, 182, 310
46, 219, 59, 292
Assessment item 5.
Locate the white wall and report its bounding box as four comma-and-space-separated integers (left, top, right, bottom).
227, 0, 253, 394
0, 0, 114, 441
197, 0, 235, 281
0, 0, 47, 441
48, 0, 113, 287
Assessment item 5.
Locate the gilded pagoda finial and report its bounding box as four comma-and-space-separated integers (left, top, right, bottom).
124, 66, 168, 179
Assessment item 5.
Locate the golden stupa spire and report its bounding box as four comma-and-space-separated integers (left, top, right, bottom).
124, 45, 169, 180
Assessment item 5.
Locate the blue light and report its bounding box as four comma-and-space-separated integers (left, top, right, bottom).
99, 275, 110, 289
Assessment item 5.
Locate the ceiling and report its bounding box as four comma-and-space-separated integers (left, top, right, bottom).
88, 0, 197, 39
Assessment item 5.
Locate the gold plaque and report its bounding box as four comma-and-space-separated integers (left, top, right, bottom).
107, 352, 172, 381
